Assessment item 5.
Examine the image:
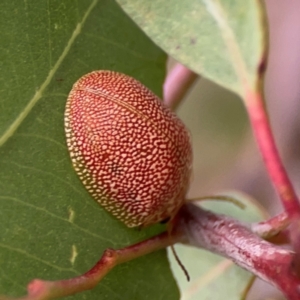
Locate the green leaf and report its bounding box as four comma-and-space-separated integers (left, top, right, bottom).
168, 192, 267, 300
116, 0, 266, 97
0, 1, 179, 299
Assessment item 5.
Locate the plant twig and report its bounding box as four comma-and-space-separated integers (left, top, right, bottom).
163, 62, 198, 110
0, 231, 184, 300
245, 89, 300, 267
178, 203, 300, 300
2, 204, 300, 299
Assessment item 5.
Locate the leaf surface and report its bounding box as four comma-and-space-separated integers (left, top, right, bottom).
117, 0, 266, 97
0, 1, 178, 299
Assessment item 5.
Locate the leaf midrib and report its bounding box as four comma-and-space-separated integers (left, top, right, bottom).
0, 0, 98, 148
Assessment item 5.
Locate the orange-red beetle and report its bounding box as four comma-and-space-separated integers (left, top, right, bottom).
65, 71, 192, 227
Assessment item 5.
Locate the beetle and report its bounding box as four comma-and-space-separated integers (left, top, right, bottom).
64, 71, 192, 227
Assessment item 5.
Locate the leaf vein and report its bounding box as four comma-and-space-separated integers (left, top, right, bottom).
85, 33, 157, 62
0, 195, 113, 243
202, 0, 249, 92
0, 242, 79, 274
1, 158, 96, 210
18, 133, 67, 150
0, 0, 98, 148
0, 270, 27, 291
16, 133, 66, 149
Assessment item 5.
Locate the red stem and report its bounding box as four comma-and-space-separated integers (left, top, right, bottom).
179, 204, 300, 299
2, 204, 300, 299
163, 63, 198, 110
246, 91, 300, 215
246, 90, 300, 262
7, 231, 184, 300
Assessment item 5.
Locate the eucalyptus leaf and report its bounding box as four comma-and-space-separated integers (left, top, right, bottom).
116, 0, 266, 97
0, 1, 179, 299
